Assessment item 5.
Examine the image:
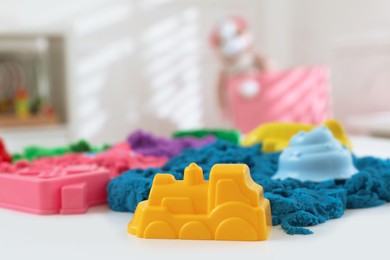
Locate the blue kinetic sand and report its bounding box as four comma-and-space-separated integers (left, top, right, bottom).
273, 126, 357, 182
107, 141, 390, 235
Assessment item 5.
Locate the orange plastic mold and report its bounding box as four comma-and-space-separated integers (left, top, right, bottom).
128, 163, 272, 241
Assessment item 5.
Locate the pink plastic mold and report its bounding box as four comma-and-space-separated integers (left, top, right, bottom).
228, 67, 331, 133
0, 163, 110, 214
0, 142, 168, 215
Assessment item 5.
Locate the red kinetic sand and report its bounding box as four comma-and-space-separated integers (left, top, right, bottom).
0, 139, 11, 163
228, 67, 331, 133
32, 142, 168, 178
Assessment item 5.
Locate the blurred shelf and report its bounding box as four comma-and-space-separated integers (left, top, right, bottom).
0, 114, 60, 128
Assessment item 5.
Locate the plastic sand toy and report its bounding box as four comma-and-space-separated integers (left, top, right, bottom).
128, 163, 272, 241
0, 163, 110, 215
172, 129, 241, 145
273, 126, 358, 182
241, 119, 352, 152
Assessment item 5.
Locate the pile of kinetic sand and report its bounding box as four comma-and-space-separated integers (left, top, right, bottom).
12, 140, 110, 162
127, 130, 216, 158
108, 141, 390, 235
172, 129, 241, 145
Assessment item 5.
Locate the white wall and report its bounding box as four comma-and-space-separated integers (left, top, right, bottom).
266, 0, 390, 125
288, 0, 390, 65
67, 0, 266, 143
1, 0, 267, 148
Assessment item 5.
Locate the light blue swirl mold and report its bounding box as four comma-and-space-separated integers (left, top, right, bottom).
273, 126, 357, 182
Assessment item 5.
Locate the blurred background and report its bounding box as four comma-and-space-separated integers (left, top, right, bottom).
1, 0, 390, 152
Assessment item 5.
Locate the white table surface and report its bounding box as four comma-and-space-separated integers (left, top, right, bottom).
1, 136, 390, 260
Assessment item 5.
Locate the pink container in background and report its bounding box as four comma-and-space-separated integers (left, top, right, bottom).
228, 67, 331, 133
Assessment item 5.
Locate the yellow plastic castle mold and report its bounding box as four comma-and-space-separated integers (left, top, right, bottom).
128, 163, 272, 241
241, 119, 352, 153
